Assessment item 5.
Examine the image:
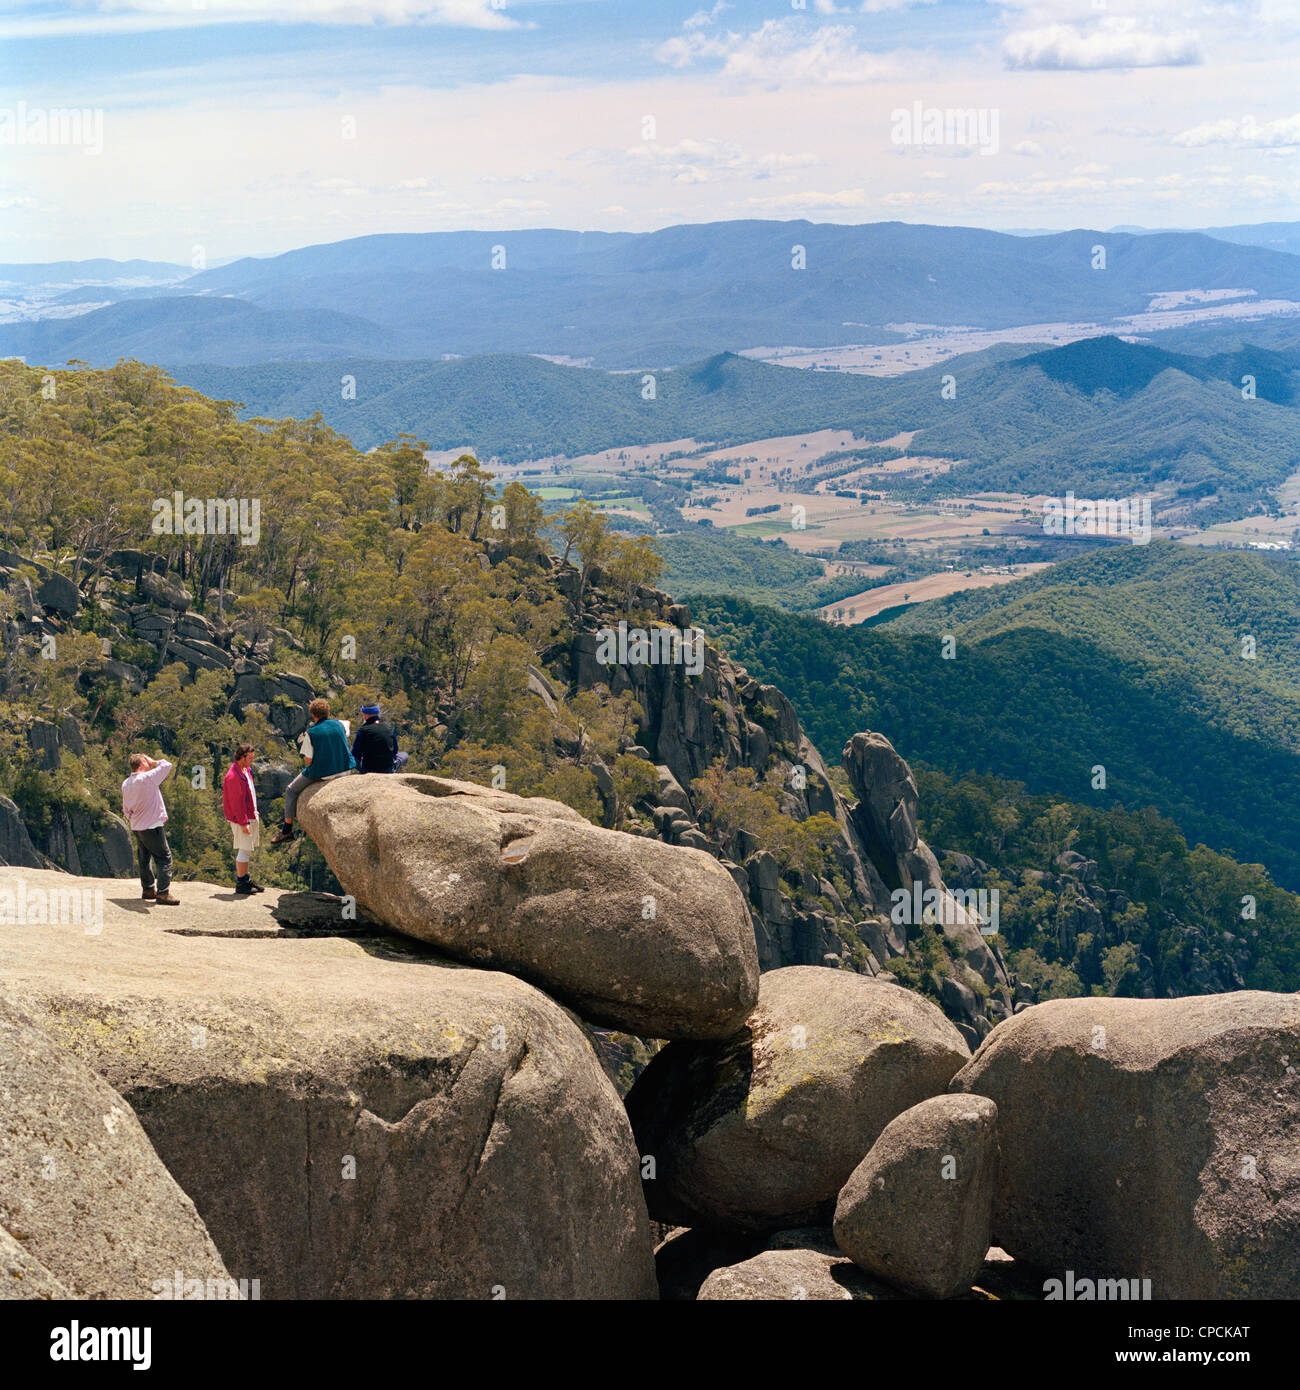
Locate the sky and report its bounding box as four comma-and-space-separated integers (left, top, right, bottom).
0, 0, 1297, 264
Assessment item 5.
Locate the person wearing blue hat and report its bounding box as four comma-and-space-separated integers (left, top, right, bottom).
351, 700, 409, 774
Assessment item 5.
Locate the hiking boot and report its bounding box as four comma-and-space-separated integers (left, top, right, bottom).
270, 824, 296, 846
235, 878, 254, 895
142, 887, 156, 901
155, 892, 180, 906
245, 880, 265, 893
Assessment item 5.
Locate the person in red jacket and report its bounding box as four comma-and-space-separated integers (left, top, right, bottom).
222, 742, 265, 896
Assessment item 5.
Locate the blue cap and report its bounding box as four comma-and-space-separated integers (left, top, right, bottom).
361, 703, 380, 717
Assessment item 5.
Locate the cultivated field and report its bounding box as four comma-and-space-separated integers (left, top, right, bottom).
741, 297, 1300, 377
819, 563, 1052, 624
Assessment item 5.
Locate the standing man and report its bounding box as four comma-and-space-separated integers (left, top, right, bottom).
121, 753, 178, 905
351, 701, 409, 773
222, 742, 265, 896
271, 697, 356, 845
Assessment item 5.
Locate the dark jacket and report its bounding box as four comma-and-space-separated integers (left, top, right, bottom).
352, 717, 399, 773
304, 717, 356, 779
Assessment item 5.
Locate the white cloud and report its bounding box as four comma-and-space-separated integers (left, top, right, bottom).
1011, 140, 1043, 156
683, 1, 732, 30
1172, 112, 1300, 149
0, 0, 525, 38
1004, 18, 1202, 70
657, 20, 900, 85
744, 188, 869, 210
880, 189, 945, 206
591, 138, 819, 185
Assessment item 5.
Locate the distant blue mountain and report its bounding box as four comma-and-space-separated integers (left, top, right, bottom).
0, 258, 187, 284
5, 221, 1300, 368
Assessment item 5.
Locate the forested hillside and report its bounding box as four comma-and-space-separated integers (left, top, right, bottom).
4, 359, 1297, 1005
0, 358, 1021, 1038
158, 337, 1300, 526
694, 543, 1300, 892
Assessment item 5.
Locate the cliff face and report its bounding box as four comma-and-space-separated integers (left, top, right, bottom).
2, 542, 1013, 1043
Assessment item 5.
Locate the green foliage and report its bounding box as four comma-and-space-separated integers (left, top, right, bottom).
691, 759, 838, 876
694, 543, 1300, 893
0, 359, 676, 881
918, 765, 1300, 997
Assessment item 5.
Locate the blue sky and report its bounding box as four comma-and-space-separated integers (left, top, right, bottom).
1, 0, 1297, 263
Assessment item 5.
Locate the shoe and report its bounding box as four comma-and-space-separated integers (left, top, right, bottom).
142, 887, 156, 901
235, 878, 253, 895
270, 825, 296, 846
246, 880, 265, 893
155, 892, 180, 906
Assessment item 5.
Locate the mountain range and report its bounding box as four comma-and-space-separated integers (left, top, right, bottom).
159, 337, 1300, 518
5, 220, 1300, 369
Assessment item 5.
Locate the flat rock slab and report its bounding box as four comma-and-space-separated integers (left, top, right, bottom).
0, 868, 657, 1300
627, 965, 971, 1232
297, 773, 759, 1041
952, 992, 1300, 1299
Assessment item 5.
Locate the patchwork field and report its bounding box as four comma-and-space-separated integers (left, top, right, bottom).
743, 297, 1300, 376
819, 563, 1053, 624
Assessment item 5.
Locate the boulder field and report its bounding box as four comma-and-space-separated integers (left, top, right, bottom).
626, 966, 971, 1232
2, 809, 1298, 1300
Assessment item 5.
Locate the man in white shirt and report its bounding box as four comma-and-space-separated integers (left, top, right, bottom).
120, 753, 178, 905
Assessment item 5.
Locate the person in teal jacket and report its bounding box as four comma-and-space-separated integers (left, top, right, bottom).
271, 697, 356, 845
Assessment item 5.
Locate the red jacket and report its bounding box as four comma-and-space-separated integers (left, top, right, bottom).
222, 762, 257, 826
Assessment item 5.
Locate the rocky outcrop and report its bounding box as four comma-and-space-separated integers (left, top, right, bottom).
1, 538, 1014, 1043
0, 868, 658, 1300
554, 567, 1014, 1040
626, 966, 970, 1232
0, 796, 43, 869
951, 992, 1300, 1299
297, 772, 759, 1042
0, 997, 234, 1300
833, 1094, 998, 1299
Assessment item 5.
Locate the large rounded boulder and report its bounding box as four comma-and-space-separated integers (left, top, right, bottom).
626, 965, 970, 1232
0, 998, 233, 1299
833, 1093, 998, 1299
951, 992, 1300, 1299
297, 773, 759, 1041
